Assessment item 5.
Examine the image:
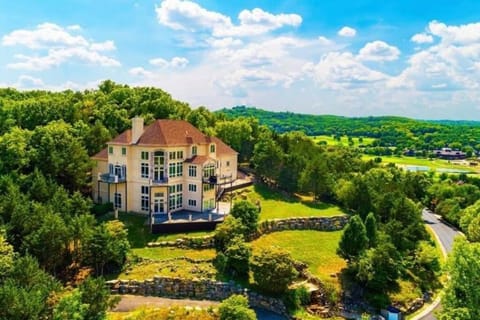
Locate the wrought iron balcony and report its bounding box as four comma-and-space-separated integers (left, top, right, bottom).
99, 173, 126, 183
151, 177, 169, 185
202, 175, 217, 184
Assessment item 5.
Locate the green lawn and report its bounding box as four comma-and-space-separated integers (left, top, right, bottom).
311, 135, 375, 147
99, 212, 213, 248
251, 230, 346, 286
132, 247, 216, 261
116, 258, 218, 280
362, 154, 478, 173
232, 184, 346, 221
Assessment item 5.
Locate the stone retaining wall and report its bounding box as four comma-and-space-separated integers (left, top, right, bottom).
106, 277, 289, 318
147, 215, 349, 249
253, 215, 349, 239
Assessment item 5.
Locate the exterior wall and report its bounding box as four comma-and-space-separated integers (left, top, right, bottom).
218, 154, 238, 181
92, 159, 108, 202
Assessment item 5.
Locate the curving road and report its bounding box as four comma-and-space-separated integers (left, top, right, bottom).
415, 208, 462, 320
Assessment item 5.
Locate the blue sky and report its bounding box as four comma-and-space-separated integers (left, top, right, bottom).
1, 1, 480, 119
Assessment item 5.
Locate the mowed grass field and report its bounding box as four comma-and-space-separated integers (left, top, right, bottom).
234, 184, 346, 221
362, 154, 478, 173
251, 230, 346, 286
311, 135, 375, 147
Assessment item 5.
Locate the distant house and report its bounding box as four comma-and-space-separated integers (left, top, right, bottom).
433, 147, 466, 160
91, 117, 238, 217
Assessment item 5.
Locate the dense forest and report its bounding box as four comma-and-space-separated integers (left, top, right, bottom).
0, 83, 478, 319
220, 106, 480, 152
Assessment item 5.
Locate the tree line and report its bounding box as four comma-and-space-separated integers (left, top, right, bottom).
221, 106, 480, 153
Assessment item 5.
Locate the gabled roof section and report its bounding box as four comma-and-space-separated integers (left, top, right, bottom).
108, 129, 132, 145
212, 136, 238, 156
91, 147, 108, 160
184, 155, 214, 165
137, 120, 211, 146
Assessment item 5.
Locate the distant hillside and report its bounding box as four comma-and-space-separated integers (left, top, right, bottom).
218, 106, 480, 150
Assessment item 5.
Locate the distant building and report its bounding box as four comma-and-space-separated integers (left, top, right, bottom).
433, 148, 466, 160
91, 117, 238, 216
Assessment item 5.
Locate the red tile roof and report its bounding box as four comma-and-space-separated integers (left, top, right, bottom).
184, 155, 214, 165
109, 129, 132, 145
105, 119, 237, 155
91, 147, 108, 160
212, 136, 238, 156
137, 120, 211, 146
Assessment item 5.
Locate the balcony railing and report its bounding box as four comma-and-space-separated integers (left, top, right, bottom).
151, 177, 168, 185
99, 173, 126, 183
203, 175, 218, 184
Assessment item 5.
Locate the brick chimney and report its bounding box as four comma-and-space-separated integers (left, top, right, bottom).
131, 117, 144, 144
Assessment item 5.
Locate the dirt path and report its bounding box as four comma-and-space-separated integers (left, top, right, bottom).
113, 295, 220, 312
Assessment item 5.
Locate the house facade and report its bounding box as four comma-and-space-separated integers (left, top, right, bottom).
91, 117, 237, 217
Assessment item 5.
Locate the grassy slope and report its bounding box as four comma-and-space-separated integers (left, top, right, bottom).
251, 230, 346, 286
235, 184, 346, 221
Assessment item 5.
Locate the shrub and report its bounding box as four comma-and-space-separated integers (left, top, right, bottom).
224, 236, 251, 278
230, 201, 259, 236
251, 248, 298, 295
214, 216, 246, 252
284, 286, 310, 311
91, 202, 113, 216
219, 294, 257, 320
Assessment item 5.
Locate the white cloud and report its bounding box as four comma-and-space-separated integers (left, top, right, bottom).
411, 33, 434, 44
357, 40, 400, 61
428, 20, 480, 44
129, 67, 154, 77
90, 40, 116, 51
2, 23, 119, 70
7, 47, 120, 71
306, 52, 389, 89
207, 37, 243, 48
149, 56, 189, 68
338, 26, 356, 37
16, 75, 45, 88
389, 21, 480, 92
2, 22, 89, 48
155, 0, 301, 37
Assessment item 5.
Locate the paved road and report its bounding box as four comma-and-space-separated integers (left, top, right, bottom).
417, 209, 462, 320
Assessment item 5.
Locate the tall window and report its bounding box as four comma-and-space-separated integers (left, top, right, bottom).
177, 151, 183, 159
188, 165, 197, 177
169, 163, 176, 177
203, 164, 215, 177
203, 184, 214, 192
188, 184, 197, 192
192, 146, 197, 156
168, 183, 183, 210
141, 151, 149, 160
114, 193, 122, 209
108, 146, 113, 154
210, 144, 215, 153
141, 163, 149, 178
169, 152, 176, 160
122, 147, 127, 156
168, 162, 183, 177
141, 186, 149, 211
